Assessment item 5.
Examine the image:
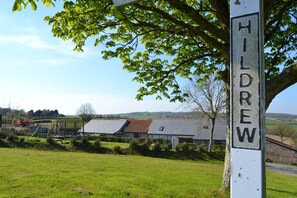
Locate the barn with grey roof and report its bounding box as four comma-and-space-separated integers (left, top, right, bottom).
79, 119, 128, 135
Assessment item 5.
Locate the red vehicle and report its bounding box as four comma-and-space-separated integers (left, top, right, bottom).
12, 119, 34, 127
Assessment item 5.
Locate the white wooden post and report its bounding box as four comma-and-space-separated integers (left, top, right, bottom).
230, 0, 266, 197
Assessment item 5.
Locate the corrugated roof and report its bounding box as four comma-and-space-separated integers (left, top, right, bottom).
79, 119, 128, 134
123, 120, 152, 133
147, 119, 198, 136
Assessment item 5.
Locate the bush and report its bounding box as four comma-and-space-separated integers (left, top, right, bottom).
113, 145, 122, 154
81, 137, 89, 148
0, 139, 8, 147
6, 135, 18, 142
163, 143, 172, 151
129, 139, 150, 154
33, 120, 52, 123
129, 139, 139, 151
212, 144, 225, 152
94, 139, 101, 147
175, 144, 182, 152
46, 137, 55, 145
19, 137, 25, 143
151, 142, 162, 152
175, 143, 197, 152
197, 146, 207, 153
69, 138, 79, 147
28, 139, 41, 143
152, 138, 170, 145
0, 132, 7, 139
94, 136, 131, 143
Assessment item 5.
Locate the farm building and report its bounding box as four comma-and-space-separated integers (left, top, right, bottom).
147, 119, 227, 148
147, 119, 198, 147
78, 119, 128, 136
80, 118, 227, 148
194, 119, 227, 146
122, 120, 152, 138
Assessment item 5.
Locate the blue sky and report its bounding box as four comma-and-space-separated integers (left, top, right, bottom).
0, 1, 296, 115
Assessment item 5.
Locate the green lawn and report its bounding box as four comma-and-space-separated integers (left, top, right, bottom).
0, 148, 296, 198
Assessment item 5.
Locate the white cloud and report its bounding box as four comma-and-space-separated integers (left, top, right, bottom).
2, 57, 72, 68
0, 34, 75, 54
0, 32, 99, 69
0, 35, 51, 49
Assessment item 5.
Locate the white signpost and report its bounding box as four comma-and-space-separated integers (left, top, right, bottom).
112, 0, 141, 7
230, 0, 266, 197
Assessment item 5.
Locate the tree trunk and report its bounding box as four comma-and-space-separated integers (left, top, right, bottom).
222, 86, 231, 191
208, 118, 216, 153
222, 126, 231, 191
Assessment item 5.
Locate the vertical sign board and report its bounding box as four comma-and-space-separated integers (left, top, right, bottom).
230, 0, 266, 197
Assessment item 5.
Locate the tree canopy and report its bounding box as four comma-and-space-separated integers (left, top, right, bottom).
268, 123, 297, 143
12, 0, 297, 107
183, 75, 226, 119
183, 75, 226, 152
76, 103, 96, 122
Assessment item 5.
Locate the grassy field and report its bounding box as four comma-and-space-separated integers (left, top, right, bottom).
0, 148, 296, 198
266, 118, 297, 131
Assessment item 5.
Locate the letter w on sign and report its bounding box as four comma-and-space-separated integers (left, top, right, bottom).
236, 127, 256, 143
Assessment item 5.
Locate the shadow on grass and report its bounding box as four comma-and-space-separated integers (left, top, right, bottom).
46, 142, 68, 151
64, 141, 112, 154
198, 189, 230, 198
136, 149, 225, 161
0, 139, 9, 147
267, 188, 297, 197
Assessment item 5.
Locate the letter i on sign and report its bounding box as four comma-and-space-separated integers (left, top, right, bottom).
230, 0, 266, 197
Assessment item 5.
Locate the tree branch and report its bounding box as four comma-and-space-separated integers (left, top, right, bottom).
166, 0, 228, 48
264, 0, 296, 43
209, 0, 230, 32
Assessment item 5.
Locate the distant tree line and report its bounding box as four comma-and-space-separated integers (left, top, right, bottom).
0, 108, 13, 116
0, 107, 65, 118
0, 107, 26, 117
27, 109, 65, 118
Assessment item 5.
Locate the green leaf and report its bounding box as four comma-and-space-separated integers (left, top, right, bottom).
29, 0, 37, 10
42, 0, 55, 8
12, 0, 23, 11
